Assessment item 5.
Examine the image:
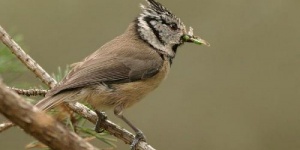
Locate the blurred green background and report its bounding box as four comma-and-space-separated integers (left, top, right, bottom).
1, 0, 300, 149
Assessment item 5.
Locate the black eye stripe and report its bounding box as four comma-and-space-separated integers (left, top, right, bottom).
160, 18, 177, 30
143, 17, 166, 45
169, 23, 178, 30
160, 19, 169, 26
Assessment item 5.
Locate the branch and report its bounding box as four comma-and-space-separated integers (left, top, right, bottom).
0, 25, 155, 150
0, 81, 99, 150
8, 87, 48, 96
0, 25, 57, 88
0, 121, 14, 131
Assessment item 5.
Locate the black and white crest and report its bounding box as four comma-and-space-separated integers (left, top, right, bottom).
137, 0, 187, 58
144, 0, 176, 18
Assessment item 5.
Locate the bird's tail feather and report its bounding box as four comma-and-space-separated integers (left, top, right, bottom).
35, 92, 80, 111
35, 96, 64, 111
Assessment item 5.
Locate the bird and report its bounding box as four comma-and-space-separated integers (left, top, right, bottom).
36, 0, 209, 149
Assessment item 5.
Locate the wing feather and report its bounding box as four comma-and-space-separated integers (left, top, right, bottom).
47, 47, 163, 97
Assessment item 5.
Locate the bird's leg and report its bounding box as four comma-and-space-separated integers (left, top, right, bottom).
114, 106, 146, 150
94, 110, 107, 133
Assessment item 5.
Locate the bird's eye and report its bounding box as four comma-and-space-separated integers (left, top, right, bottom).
169, 23, 178, 31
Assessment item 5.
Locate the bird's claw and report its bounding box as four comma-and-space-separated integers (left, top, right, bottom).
130, 131, 146, 150
94, 110, 107, 133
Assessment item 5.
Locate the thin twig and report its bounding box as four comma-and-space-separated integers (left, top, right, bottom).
9, 87, 48, 96
0, 121, 14, 131
0, 25, 57, 88
0, 25, 155, 150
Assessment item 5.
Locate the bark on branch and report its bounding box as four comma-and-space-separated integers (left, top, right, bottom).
0, 25, 155, 150
9, 87, 48, 96
0, 81, 99, 150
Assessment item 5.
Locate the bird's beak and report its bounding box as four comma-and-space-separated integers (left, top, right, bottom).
182, 34, 210, 46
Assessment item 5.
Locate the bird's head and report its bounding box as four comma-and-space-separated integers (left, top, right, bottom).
137, 0, 209, 58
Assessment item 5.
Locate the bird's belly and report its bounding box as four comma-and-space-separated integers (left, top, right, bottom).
86, 61, 170, 110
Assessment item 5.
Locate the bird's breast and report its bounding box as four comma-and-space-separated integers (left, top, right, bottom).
87, 60, 170, 110
113, 60, 170, 108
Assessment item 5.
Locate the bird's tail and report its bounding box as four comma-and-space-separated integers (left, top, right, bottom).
35, 96, 64, 111
35, 92, 80, 111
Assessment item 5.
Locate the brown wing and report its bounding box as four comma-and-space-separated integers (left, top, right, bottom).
47, 48, 163, 97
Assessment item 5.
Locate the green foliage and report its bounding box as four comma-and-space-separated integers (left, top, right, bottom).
78, 126, 117, 148
0, 34, 26, 73
52, 66, 70, 82
64, 100, 117, 148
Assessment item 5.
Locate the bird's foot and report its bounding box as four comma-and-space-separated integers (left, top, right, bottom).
94, 110, 107, 133
130, 130, 146, 150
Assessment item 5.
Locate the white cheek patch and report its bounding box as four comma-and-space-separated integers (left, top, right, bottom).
150, 20, 157, 26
